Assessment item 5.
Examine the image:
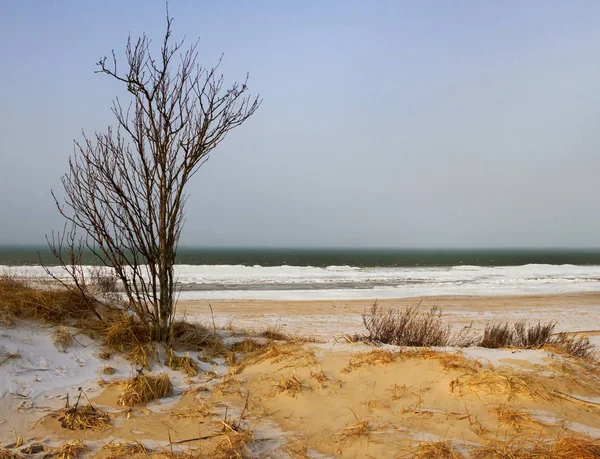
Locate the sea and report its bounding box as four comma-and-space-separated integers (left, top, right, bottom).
2, 246, 600, 300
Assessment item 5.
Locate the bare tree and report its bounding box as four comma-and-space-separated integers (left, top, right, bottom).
50, 10, 260, 341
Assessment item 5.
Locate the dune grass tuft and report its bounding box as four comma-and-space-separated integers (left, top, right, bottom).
58, 403, 112, 431
53, 326, 74, 352
117, 372, 173, 407
413, 441, 462, 458
165, 349, 200, 376
127, 342, 158, 370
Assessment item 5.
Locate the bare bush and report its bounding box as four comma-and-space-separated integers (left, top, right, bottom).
480, 323, 514, 349
362, 302, 451, 346
49, 7, 260, 342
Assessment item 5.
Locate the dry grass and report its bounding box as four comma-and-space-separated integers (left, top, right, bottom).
494, 405, 538, 432
128, 343, 158, 370
53, 326, 74, 352
58, 403, 111, 431
171, 320, 221, 351
334, 418, 371, 453
103, 315, 151, 352
165, 349, 200, 377
237, 341, 317, 369
230, 339, 266, 353
212, 425, 254, 459
472, 434, 600, 458
93, 441, 149, 458
259, 325, 289, 341
51, 440, 87, 459
342, 349, 399, 373
309, 370, 329, 383
0, 275, 94, 324
412, 441, 462, 458
117, 372, 173, 407
0, 349, 21, 366
100, 365, 116, 375
171, 401, 215, 419
271, 374, 305, 397
403, 349, 482, 374
463, 368, 554, 401
0, 450, 24, 459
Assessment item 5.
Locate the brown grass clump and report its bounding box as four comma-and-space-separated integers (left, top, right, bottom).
52, 440, 87, 459
464, 368, 554, 401
58, 403, 111, 431
334, 419, 371, 453
310, 370, 329, 383
171, 320, 221, 351
259, 325, 289, 341
212, 425, 254, 459
102, 316, 150, 352
171, 401, 215, 419
404, 349, 482, 374
494, 405, 537, 432
230, 339, 265, 353
165, 349, 200, 376
100, 365, 116, 375
272, 374, 305, 397
480, 323, 514, 349
0, 449, 24, 459
361, 302, 451, 346
238, 341, 317, 369
0, 275, 94, 324
473, 434, 600, 458
127, 343, 158, 370
117, 372, 173, 407
93, 441, 149, 458
412, 441, 462, 458
53, 326, 74, 352
342, 349, 399, 373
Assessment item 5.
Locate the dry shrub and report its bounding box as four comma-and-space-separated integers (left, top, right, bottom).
513, 321, 555, 348
0, 275, 95, 324
117, 372, 173, 407
272, 374, 305, 397
53, 326, 74, 352
547, 333, 596, 360
481, 321, 558, 350
101, 365, 116, 375
52, 440, 87, 459
361, 302, 451, 346
93, 441, 148, 458
230, 339, 265, 353
342, 349, 398, 373
172, 320, 221, 351
58, 404, 111, 431
127, 343, 158, 370
165, 349, 199, 376
413, 441, 462, 458
480, 323, 514, 349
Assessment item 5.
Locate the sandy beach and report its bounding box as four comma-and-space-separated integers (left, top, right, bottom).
1, 291, 600, 458
179, 293, 600, 343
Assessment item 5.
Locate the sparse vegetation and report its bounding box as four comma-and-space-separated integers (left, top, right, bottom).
361, 302, 451, 346
165, 349, 200, 376
117, 372, 173, 407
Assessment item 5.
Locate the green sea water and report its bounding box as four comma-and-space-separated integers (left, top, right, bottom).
1, 246, 600, 267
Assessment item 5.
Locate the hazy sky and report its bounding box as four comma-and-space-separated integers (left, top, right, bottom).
1, 1, 600, 248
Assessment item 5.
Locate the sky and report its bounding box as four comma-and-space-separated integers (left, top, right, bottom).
1, 1, 600, 248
